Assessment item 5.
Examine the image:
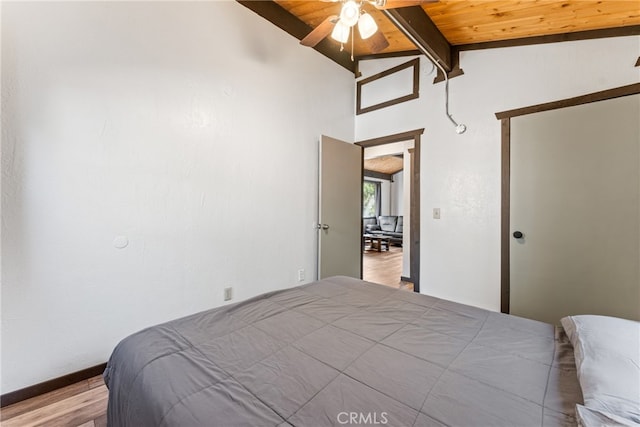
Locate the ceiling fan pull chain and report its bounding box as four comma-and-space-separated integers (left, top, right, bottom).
351, 26, 354, 61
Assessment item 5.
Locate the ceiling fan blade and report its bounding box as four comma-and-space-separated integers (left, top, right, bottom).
300, 15, 339, 47
372, 0, 438, 10
364, 30, 390, 53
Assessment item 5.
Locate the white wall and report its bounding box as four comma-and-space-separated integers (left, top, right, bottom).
356, 37, 640, 311
1, 1, 354, 393
391, 171, 403, 216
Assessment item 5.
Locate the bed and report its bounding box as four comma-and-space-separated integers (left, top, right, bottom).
104, 276, 639, 426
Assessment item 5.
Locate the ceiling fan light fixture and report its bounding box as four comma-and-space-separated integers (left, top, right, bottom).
339, 0, 360, 27
331, 19, 350, 43
357, 12, 378, 40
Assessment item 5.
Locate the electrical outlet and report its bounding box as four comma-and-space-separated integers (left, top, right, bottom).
433, 208, 441, 219
224, 287, 233, 301
297, 269, 305, 282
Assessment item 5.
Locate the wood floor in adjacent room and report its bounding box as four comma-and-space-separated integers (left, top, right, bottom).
363, 245, 413, 291
0, 376, 107, 427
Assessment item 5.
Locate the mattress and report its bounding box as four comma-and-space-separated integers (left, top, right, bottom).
104, 276, 582, 426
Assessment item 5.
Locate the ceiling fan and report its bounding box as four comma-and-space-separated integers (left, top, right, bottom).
300, 0, 437, 54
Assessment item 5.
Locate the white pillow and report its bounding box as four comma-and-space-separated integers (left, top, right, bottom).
576, 405, 640, 427
561, 315, 640, 424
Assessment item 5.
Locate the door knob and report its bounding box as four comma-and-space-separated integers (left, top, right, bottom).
513, 231, 524, 239
317, 224, 330, 230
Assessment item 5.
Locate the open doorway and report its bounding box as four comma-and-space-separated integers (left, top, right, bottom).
362, 154, 409, 289
356, 129, 423, 292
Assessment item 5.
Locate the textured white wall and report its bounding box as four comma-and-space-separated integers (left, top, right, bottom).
380, 180, 392, 216
391, 171, 403, 216
1, 1, 354, 393
356, 37, 640, 311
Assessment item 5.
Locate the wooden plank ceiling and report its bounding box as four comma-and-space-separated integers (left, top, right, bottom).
240, 1, 640, 72
365, 155, 404, 175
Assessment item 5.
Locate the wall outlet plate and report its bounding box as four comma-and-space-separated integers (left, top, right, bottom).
224, 287, 233, 301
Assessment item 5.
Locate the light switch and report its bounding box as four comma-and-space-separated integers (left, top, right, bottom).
433, 208, 441, 219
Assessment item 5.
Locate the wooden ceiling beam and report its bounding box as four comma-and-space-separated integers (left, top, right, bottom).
237, 1, 356, 74
364, 170, 394, 181
457, 25, 640, 52
382, 6, 453, 72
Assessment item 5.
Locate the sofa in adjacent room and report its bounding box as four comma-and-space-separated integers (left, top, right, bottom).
363, 215, 403, 245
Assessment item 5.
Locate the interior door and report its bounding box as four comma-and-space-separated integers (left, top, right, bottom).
318, 135, 363, 279
510, 94, 640, 325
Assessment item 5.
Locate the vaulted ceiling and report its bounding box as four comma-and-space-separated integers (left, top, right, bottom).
239, 0, 640, 74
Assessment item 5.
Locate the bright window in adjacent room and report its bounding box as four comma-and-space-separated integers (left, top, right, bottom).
363, 180, 380, 217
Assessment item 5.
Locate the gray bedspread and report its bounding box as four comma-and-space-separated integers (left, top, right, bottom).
104, 276, 582, 426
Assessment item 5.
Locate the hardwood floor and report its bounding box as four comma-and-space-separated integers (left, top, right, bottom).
363, 244, 413, 291
1, 376, 107, 427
